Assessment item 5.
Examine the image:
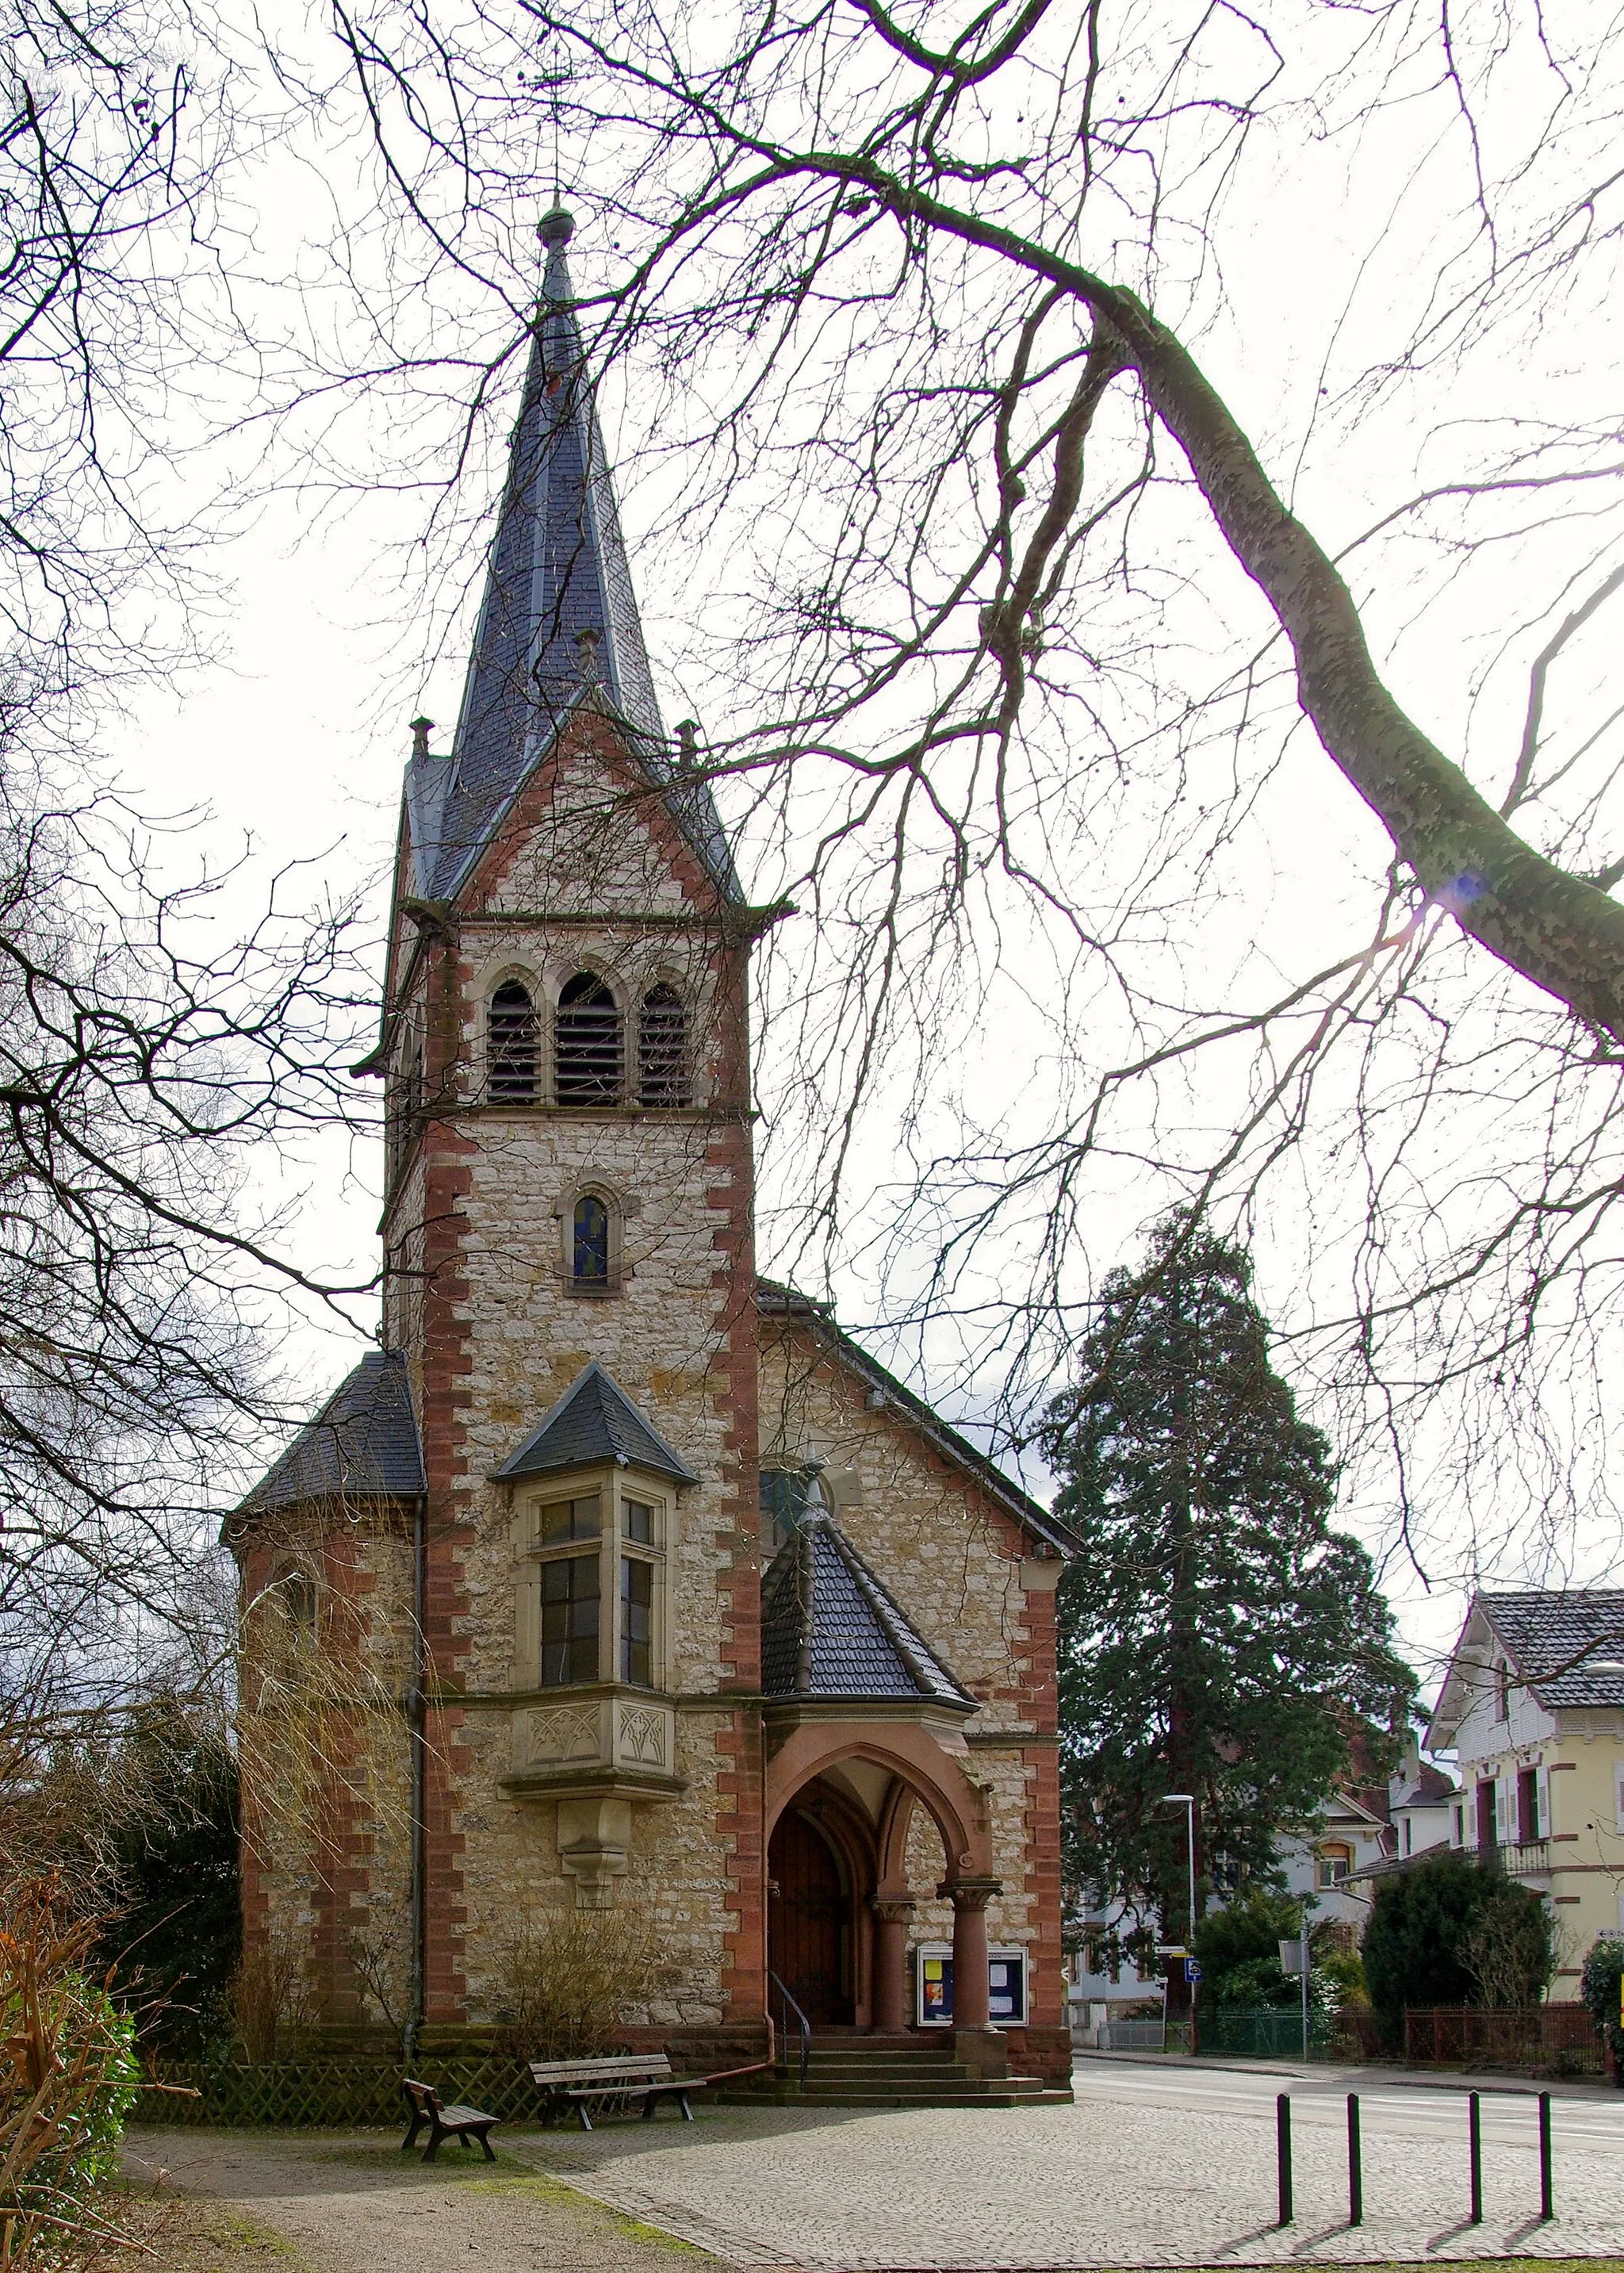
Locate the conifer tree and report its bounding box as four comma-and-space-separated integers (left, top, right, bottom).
1044, 1213, 1415, 1957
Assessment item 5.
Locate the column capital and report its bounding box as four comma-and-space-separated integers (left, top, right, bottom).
938, 1873, 1002, 1911
871, 1897, 917, 1925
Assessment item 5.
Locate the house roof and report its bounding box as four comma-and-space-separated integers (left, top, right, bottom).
760, 1504, 976, 1710
1392, 1761, 1457, 1810
493, 1360, 700, 1487
233, 1350, 426, 1519
1430, 1589, 1624, 1743
756, 1279, 1080, 1557
409, 209, 739, 907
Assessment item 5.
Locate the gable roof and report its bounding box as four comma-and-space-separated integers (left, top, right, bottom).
756, 1279, 1079, 1556
1430, 1589, 1624, 1742
234, 1349, 425, 1518
493, 1360, 700, 1487
760, 1506, 976, 1710
409, 208, 739, 907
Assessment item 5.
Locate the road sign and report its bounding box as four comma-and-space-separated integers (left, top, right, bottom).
1185, 1958, 1202, 1984
1155, 1945, 1187, 1957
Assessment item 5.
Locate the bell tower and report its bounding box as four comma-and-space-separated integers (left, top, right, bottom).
369, 206, 773, 2044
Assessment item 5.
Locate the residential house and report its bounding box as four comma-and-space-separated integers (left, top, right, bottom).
1428, 1589, 1624, 1987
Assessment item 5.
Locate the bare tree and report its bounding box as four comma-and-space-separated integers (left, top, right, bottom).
301, 0, 1624, 1577
0, 0, 381, 1686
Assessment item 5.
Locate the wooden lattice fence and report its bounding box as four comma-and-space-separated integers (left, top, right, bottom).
133, 2056, 542, 2127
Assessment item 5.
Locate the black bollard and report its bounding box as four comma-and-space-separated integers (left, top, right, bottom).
1468, 2091, 1482, 2225
1347, 2093, 1362, 2227
1277, 2092, 1293, 2226
1539, 2091, 1553, 2221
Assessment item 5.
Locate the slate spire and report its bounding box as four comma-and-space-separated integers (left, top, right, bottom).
411, 206, 739, 902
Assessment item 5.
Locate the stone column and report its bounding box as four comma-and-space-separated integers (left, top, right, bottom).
871, 1899, 916, 2033
940, 1874, 1005, 2076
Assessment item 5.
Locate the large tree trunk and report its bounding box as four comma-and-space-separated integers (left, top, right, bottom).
840, 170, 1624, 1040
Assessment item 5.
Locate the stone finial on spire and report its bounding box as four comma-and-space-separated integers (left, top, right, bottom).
410, 715, 435, 761
575, 626, 602, 682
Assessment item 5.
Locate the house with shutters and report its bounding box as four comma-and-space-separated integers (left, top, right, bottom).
1428, 1589, 1624, 1984
225, 205, 1077, 2097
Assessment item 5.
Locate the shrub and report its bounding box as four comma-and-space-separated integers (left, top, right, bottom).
0, 1876, 142, 2264
1362, 1851, 1551, 2048
1580, 1937, 1624, 2083
1192, 1885, 1302, 2002
490, 1907, 661, 2061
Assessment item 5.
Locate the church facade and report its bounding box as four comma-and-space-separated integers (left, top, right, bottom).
229, 209, 1075, 2091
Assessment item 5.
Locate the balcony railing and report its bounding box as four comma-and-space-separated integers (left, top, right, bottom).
1499, 1836, 1551, 1876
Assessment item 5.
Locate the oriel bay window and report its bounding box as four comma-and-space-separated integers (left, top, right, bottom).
525, 1475, 666, 1690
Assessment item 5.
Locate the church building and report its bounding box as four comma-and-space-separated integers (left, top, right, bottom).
228, 208, 1076, 2095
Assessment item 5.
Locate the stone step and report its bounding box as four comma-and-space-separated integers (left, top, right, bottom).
714, 2083, 1048, 2109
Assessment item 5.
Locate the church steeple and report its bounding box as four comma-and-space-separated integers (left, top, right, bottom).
409, 205, 738, 904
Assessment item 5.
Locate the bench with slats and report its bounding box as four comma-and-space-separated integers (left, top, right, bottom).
530, 2052, 695, 2129
400, 2076, 500, 2162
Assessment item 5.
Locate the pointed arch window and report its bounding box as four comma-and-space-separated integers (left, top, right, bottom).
638, 983, 690, 1107
556, 972, 621, 1105
573, 1192, 611, 1286
488, 980, 538, 1102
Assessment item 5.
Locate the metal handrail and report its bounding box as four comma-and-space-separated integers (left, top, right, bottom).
769, 1971, 811, 2088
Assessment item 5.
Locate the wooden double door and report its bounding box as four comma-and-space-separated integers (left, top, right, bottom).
768, 1807, 852, 2025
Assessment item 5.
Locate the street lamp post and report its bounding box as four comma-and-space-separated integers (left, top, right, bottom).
1162, 1792, 1198, 2053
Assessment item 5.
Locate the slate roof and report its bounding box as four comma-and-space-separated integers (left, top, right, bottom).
1392, 1761, 1456, 1809
1480, 1590, 1624, 1707
494, 1360, 699, 1486
760, 1504, 976, 1709
410, 208, 739, 906
236, 1350, 425, 1516
756, 1280, 1080, 1557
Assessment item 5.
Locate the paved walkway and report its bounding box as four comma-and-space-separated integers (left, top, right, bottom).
511, 2060, 1624, 2267
125, 2060, 1624, 2270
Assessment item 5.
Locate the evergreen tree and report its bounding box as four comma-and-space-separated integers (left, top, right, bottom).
1044, 1212, 1415, 1956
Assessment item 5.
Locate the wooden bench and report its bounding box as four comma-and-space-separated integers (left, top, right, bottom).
529, 2053, 700, 2129
400, 2076, 500, 2162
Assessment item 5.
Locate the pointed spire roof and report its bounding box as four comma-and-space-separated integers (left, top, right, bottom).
493, 1360, 700, 1486
760, 1501, 976, 1710
411, 208, 740, 905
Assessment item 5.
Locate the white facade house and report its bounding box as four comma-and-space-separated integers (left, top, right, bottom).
1427, 1589, 1624, 1987
1274, 1789, 1393, 1929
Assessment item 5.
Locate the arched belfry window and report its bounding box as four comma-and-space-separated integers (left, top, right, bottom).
573, 1192, 611, 1286
638, 983, 690, 1108
556, 972, 621, 1105
488, 980, 538, 1102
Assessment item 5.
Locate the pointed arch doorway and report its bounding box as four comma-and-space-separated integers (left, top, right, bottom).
768, 1800, 853, 2025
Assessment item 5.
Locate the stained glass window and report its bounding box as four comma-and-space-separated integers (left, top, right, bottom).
573, 1194, 611, 1283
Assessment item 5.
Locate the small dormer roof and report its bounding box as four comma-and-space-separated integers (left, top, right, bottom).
760, 1503, 975, 1711
493, 1360, 699, 1486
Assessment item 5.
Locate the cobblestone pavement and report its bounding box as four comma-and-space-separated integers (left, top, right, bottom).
509, 2060, 1624, 2267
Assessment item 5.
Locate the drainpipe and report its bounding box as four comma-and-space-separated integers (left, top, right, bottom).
404, 1489, 428, 2064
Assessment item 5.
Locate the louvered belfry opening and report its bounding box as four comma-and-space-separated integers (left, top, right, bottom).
488, 980, 538, 1100
638, 982, 689, 1107
557, 971, 622, 1104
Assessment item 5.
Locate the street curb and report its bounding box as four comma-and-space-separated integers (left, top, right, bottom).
1070, 2049, 1619, 2099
